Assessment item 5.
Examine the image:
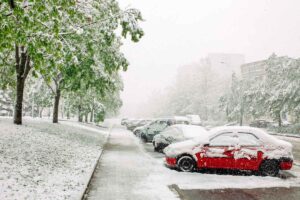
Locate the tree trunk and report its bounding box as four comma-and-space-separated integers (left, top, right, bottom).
52, 89, 61, 123
67, 110, 70, 119
85, 114, 88, 123
39, 107, 44, 118
14, 76, 25, 125
78, 105, 82, 122
90, 108, 94, 122
61, 98, 64, 119
278, 112, 282, 127
239, 106, 244, 126
13, 45, 31, 125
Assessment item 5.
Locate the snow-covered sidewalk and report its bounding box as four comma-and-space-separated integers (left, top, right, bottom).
0, 117, 109, 200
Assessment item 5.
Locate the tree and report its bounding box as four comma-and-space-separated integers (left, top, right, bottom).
0, 0, 83, 124
219, 73, 246, 125
1, 0, 144, 124
264, 54, 299, 126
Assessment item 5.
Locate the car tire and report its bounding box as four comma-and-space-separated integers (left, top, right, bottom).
177, 155, 196, 172
259, 160, 279, 177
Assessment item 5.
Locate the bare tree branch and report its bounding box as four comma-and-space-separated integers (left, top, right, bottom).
41, 75, 55, 95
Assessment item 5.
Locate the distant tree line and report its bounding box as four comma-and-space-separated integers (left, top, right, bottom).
144, 54, 300, 127
220, 54, 300, 126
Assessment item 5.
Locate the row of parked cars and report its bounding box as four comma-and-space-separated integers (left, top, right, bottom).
121, 116, 294, 176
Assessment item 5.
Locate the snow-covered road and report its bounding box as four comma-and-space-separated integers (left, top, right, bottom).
86, 127, 300, 200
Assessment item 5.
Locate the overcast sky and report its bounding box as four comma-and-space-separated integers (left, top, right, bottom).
118, 0, 300, 117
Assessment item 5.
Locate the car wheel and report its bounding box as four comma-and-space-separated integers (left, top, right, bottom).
177, 155, 196, 172
259, 160, 279, 176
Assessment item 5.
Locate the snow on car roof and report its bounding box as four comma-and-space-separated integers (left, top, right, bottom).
171, 124, 208, 138
209, 126, 292, 147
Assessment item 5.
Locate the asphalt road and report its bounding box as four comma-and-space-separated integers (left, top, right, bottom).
175, 187, 300, 200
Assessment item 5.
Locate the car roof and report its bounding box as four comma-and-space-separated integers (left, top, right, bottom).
208, 126, 283, 144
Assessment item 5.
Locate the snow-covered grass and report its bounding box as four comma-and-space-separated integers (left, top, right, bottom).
0, 117, 109, 200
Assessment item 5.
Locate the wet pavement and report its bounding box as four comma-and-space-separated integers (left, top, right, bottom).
85, 127, 156, 200
174, 187, 300, 200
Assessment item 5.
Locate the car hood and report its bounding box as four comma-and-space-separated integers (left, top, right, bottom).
263, 138, 293, 159
164, 138, 205, 158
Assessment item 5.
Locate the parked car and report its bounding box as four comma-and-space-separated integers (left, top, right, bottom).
121, 118, 129, 126
140, 120, 169, 142
164, 126, 293, 176
186, 115, 202, 126
140, 117, 190, 142
133, 122, 152, 137
153, 125, 207, 152
249, 120, 272, 128
126, 119, 151, 131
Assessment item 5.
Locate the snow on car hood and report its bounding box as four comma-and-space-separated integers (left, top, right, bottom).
263, 139, 293, 159
164, 137, 207, 158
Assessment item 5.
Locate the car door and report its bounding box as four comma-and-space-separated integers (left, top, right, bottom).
234, 132, 263, 170
199, 132, 238, 169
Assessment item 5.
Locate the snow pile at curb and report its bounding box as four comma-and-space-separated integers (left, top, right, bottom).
0, 118, 108, 200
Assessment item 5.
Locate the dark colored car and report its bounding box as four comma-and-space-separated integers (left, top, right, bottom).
153, 124, 208, 152
249, 120, 271, 128
126, 119, 152, 131
140, 117, 190, 143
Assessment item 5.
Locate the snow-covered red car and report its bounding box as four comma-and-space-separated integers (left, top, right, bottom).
164, 126, 293, 176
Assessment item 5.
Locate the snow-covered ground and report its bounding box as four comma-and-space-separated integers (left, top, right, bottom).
0, 117, 109, 200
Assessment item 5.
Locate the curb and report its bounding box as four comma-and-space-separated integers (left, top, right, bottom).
79, 125, 113, 200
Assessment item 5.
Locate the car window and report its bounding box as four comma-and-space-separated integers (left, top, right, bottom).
209, 132, 237, 146
149, 122, 167, 134
237, 132, 260, 146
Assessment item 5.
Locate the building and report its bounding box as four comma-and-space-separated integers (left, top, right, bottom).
241, 60, 267, 80
197, 53, 245, 120
206, 53, 245, 77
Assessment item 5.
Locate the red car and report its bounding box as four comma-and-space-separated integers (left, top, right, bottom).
164, 126, 293, 176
